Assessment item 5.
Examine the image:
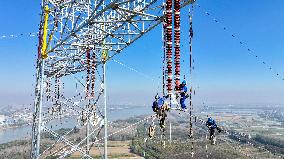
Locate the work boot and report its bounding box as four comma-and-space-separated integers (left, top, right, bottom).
160, 120, 165, 129
148, 126, 155, 139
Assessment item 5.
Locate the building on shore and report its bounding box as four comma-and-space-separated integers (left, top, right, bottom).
0, 115, 6, 125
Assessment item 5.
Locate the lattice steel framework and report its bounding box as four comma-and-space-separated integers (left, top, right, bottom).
31, 0, 194, 158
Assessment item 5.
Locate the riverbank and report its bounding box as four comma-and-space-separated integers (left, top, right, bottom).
0, 106, 151, 144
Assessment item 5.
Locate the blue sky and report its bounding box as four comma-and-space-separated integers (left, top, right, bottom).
0, 0, 284, 107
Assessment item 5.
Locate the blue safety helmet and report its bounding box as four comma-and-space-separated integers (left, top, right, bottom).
207, 117, 213, 123
182, 80, 187, 85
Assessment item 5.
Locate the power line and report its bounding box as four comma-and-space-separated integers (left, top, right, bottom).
196, 3, 284, 81
112, 59, 161, 90
0, 32, 38, 39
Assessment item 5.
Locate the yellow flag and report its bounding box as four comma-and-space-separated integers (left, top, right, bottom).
41, 5, 50, 59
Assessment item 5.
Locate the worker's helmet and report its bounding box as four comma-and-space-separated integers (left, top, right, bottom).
182, 80, 187, 85
155, 94, 159, 100
208, 117, 213, 122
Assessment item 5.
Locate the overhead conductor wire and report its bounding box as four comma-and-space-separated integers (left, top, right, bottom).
196, 3, 284, 81
189, 2, 195, 157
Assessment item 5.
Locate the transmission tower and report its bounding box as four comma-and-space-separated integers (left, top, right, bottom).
31, 0, 194, 158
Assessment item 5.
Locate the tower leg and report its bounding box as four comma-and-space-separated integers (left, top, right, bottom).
103, 62, 108, 159
31, 59, 45, 159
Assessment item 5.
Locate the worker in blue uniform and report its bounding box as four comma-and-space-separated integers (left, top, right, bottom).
151, 94, 169, 129
180, 80, 189, 111
206, 117, 223, 144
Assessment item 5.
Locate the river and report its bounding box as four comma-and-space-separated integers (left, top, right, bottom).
0, 106, 151, 144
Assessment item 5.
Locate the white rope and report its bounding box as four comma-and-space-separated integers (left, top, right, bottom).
84, 114, 155, 149
112, 59, 161, 90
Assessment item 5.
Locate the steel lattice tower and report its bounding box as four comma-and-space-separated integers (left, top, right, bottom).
31, 0, 194, 158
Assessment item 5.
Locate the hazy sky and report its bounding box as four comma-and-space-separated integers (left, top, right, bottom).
0, 0, 284, 107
